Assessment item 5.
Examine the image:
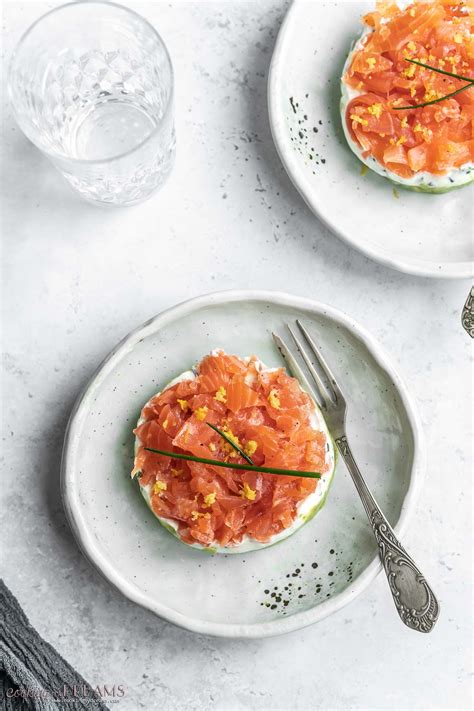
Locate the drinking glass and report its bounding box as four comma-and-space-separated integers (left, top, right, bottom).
8, 1, 175, 206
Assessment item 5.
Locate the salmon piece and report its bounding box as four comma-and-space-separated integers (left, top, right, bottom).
275, 407, 309, 433
197, 350, 247, 392
135, 419, 173, 460
168, 479, 193, 499
143, 379, 199, 418
214, 468, 242, 495
226, 406, 269, 432
272, 499, 297, 529
225, 375, 261, 413
144, 390, 175, 416
173, 496, 198, 522
133, 351, 330, 547
176, 379, 199, 397
224, 507, 247, 531
407, 142, 429, 171
383, 143, 409, 165
215, 524, 235, 547
188, 393, 227, 416
246, 511, 276, 542
172, 414, 218, 458
351, 52, 393, 75
151, 496, 173, 518
249, 425, 283, 458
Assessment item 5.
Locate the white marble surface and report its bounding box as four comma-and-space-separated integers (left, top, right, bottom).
1, 1, 472, 709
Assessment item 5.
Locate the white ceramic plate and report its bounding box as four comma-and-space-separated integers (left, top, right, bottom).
61, 290, 424, 637
268, 0, 474, 278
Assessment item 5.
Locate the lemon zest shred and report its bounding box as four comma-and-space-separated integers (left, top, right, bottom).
424, 88, 439, 102
268, 388, 281, 409
221, 426, 242, 455
214, 386, 227, 403
153, 480, 167, 495
367, 103, 383, 118
203, 492, 217, 507
191, 510, 210, 521
240, 482, 256, 501
244, 440, 258, 457
350, 113, 369, 127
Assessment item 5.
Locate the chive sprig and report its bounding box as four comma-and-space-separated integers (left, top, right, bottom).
393, 58, 474, 110
143, 446, 321, 480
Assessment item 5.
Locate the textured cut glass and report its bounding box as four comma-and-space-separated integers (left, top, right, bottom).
9, 1, 175, 206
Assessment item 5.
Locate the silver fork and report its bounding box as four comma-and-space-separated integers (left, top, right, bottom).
273, 320, 439, 633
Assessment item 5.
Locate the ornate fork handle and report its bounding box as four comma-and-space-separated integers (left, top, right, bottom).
335, 435, 440, 633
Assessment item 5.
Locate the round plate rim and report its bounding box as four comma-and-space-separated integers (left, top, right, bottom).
61, 289, 425, 638
267, 0, 474, 280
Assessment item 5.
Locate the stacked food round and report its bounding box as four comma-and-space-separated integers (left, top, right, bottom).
341, 0, 474, 191
132, 350, 335, 553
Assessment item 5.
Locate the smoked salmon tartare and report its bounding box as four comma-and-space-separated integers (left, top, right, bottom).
132, 350, 336, 553
341, 0, 474, 191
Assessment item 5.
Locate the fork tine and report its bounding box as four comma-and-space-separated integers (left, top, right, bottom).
296, 320, 344, 403
272, 332, 326, 410
286, 324, 330, 408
